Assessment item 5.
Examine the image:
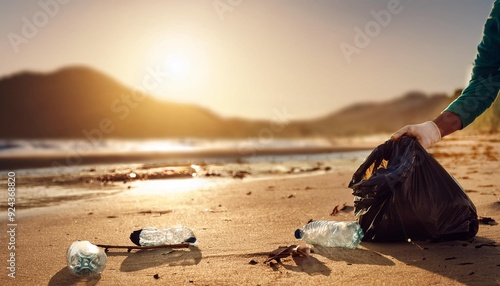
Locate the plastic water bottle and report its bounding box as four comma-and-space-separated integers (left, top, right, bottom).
295, 221, 364, 249
130, 226, 197, 246
67, 241, 107, 276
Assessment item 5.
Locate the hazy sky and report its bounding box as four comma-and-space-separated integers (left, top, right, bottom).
0, 0, 495, 120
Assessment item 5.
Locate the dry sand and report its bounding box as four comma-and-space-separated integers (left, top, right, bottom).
1, 135, 499, 286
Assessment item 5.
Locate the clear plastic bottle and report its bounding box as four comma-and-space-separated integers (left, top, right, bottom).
130, 226, 197, 246
67, 241, 107, 276
295, 221, 364, 249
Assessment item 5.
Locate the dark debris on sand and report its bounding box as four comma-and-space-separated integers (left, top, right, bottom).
265, 245, 310, 264
18, 160, 340, 195
478, 216, 498, 225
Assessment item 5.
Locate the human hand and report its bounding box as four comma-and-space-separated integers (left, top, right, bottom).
391, 121, 441, 149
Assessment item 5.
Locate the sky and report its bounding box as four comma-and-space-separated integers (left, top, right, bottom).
0, 0, 495, 120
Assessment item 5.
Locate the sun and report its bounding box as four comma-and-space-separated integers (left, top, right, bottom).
164, 52, 190, 79
145, 35, 209, 102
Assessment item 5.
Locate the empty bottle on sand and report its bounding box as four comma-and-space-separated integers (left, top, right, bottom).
67, 241, 107, 276
295, 221, 364, 249
130, 226, 197, 246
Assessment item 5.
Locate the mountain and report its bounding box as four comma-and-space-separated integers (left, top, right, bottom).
0, 66, 270, 139
0, 66, 471, 139
299, 91, 456, 136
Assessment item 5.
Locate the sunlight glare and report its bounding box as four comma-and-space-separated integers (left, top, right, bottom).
146, 35, 209, 101
165, 53, 190, 79
126, 178, 230, 196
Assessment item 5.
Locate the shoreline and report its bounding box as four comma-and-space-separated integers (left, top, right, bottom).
0, 145, 374, 171
0, 152, 367, 211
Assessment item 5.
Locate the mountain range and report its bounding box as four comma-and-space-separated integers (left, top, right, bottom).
1, 66, 491, 139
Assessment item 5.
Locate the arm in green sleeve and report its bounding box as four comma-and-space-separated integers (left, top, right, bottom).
445, 0, 500, 128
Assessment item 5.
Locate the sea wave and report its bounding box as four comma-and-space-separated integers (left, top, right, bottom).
0, 138, 374, 172
0, 138, 334, 156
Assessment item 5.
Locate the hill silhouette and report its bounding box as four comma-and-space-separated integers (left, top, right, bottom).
0, 66, 271, 139
0, 66, 482, 139
294, 90, 456, 136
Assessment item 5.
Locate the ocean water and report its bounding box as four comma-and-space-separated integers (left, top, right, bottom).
0, 138, 372, 211
0, 138, 371, 172
0, 138, 333, 155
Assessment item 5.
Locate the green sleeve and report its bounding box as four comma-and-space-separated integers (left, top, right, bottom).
445, 0, 500, 128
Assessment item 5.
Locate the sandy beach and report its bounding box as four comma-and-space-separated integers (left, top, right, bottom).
1, 135, 499, 286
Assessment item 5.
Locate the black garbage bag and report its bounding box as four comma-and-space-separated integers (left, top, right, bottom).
348, 137, 478, 242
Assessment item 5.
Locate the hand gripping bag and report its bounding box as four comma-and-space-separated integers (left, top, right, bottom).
348, 137, 478, 242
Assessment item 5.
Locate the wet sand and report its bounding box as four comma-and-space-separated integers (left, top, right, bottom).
0, 135, 499, 285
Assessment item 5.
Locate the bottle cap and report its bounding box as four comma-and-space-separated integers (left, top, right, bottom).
185, 236, 197, 244
129, 229, 142, 246
294, 229, 303, 239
